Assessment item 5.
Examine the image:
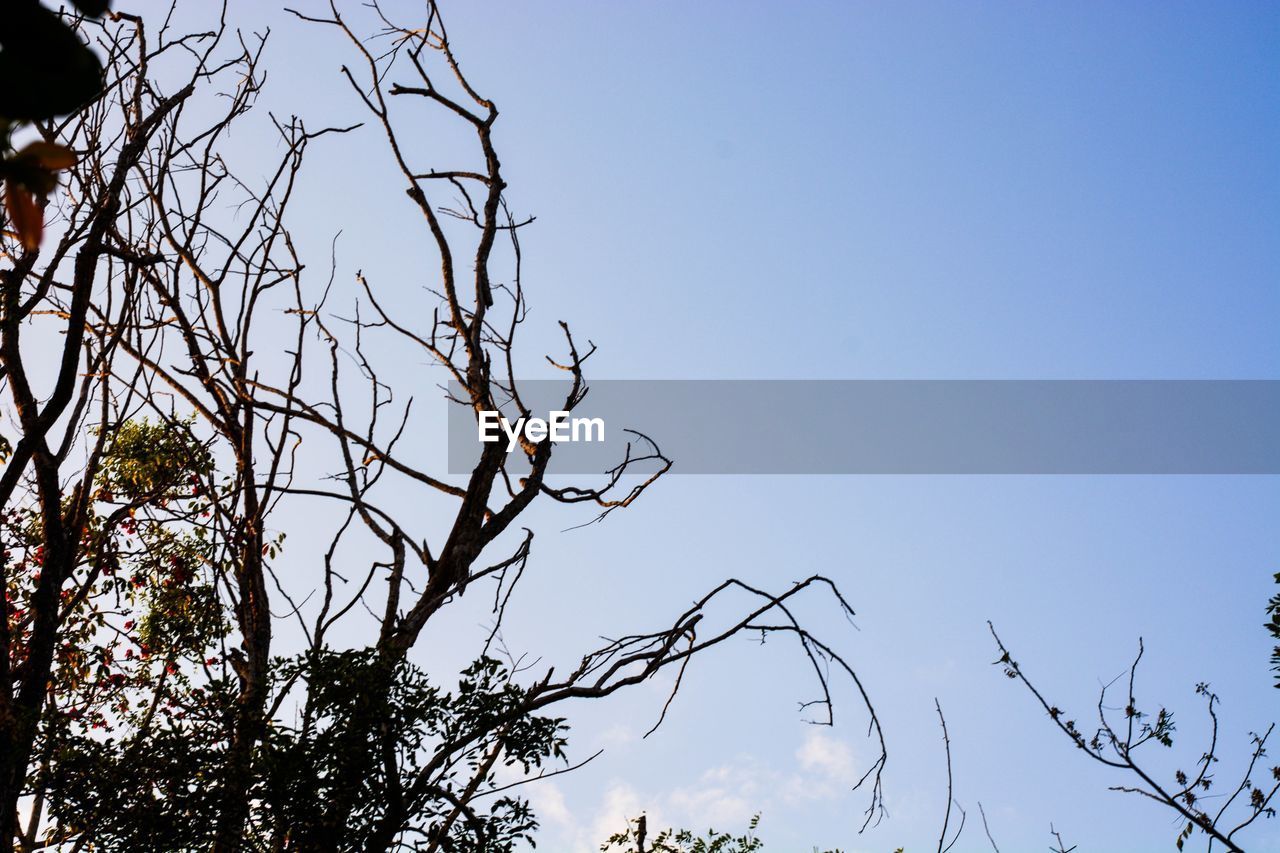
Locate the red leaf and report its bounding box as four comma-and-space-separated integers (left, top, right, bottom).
4, 181, 43, 251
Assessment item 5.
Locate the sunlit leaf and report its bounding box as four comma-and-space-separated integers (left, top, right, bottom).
4, 179, 42, 250
15, 140, 76, 170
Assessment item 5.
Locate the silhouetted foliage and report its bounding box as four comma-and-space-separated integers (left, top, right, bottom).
990, 624, 1278, 852
602, 815, 769, 853
1266, 572, 1280, 689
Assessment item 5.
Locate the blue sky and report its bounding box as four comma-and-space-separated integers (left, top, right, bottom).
217, 2, 1280, 849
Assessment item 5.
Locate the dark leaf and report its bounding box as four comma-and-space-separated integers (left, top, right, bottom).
69, 0, 113, 16
0, 4, 104, 120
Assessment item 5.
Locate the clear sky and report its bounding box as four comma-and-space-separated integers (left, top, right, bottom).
212, 2, 1280, 850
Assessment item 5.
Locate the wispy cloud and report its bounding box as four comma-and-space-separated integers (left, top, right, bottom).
531, 729, 864, 850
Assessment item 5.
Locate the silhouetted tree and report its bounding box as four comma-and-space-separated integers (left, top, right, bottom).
0, 3, 885, 850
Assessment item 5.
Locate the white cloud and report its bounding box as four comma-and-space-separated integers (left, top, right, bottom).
526, 781, 573, 829
796, 729, 858, 787
535, 730, 865, 850
667, 766, 756, 828
596, 722, 638, 750
584, 782, 658, 852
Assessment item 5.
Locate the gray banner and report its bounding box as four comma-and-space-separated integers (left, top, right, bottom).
446, 380, 1280, 475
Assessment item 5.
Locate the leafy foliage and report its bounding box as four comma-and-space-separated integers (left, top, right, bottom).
602, 815, 766, 853
2, 417, 230, 849
1266, 572, 1280, 688
34, 648, 569, 851
37, 678, 237, 851
257, 652, 566, 851
97, 418, 213, 503
601, 815, 844, 853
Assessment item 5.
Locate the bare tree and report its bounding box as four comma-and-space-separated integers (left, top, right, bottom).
0, 3, 885, 850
